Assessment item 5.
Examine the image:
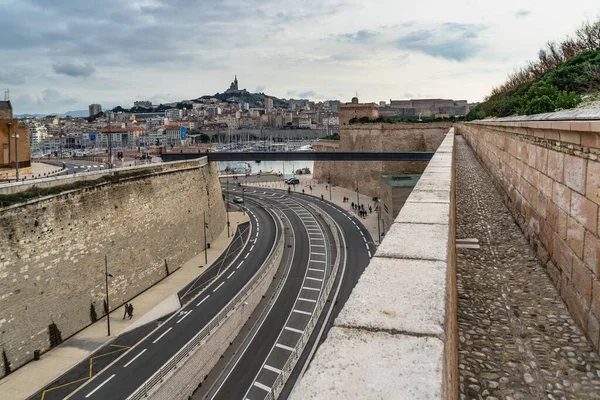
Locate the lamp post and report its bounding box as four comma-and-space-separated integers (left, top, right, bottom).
226, 175, 231, 238
203, 211, 209, 264
104, 255, 113, 336
377, 199, 382, 244
328, 177, 332, 201
356, 186, 360, 214
13, 132, 19, 180
241, 186, 245, 215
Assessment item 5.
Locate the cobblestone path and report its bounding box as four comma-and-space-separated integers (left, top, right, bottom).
455, 136, 600, 400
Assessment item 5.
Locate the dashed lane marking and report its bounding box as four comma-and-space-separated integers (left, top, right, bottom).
196, 296, 210, 306
250, 245, 255, 252
123, 349, 147, 368
284, 326, 304, 334
227, 271, 235, 279
264, 364, 282, 374
305, 277, 323, 282
213, 282, 225, 292
275, 343, 295, 352
236, 262, 243, 269
302, 286, 321, 292
84, 374, 116, 398
254, 381, 272, 392
152, 327, 172, 344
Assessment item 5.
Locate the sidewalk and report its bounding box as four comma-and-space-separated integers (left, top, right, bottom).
246, 175, 382, 244
0, 211, 248, 400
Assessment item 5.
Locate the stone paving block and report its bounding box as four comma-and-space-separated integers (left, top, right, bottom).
376, 222, 449, 262
335, 258, 446, 337
406, 189, 450, 204
291, 327, 443, 400
395, 202, 450, 225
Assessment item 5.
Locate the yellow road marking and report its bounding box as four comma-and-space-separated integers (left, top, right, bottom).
40, 345, 130, 400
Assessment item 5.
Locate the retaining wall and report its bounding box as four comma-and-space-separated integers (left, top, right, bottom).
0, 159, 226, 372
292, 128, 457, 399
457, 118, 600, 351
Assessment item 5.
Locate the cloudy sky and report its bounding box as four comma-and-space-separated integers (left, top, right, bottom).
0, 0, 598, 114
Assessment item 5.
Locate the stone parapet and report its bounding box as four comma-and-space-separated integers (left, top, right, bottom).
292, 128, 457, 399
458, 117, 600, 351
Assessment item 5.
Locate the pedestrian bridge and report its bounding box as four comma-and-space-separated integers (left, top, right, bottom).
161, 151, 435, 162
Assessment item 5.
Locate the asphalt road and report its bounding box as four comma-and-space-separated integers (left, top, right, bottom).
205, 187, 373, 400
44, 160, 107, 175
68, 200, 278, 400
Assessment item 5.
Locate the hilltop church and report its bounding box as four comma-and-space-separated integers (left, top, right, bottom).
225, 75, 248, 94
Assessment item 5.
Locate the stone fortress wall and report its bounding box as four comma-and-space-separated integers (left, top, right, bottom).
0, 159, 226, 371
313, 123, 451, 197
457, 119, 600, 351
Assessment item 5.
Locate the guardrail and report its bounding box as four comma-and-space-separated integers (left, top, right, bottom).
126, 209, 285, 400
265, 202, 342, 399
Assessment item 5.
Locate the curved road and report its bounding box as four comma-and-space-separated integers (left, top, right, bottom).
68, 200, 278, 400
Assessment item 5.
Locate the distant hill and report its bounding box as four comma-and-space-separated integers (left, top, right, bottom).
197, 91, 289, 108
15, 110, 89, 119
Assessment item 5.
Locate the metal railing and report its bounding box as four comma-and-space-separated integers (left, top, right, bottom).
0, 157, 207, 193
266, 203, 342, 399
126, 211, 285, 400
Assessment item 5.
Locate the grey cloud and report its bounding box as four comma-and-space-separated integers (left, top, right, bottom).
255, 85, 267, 92
515, 10, 531, 18
299, 90, 317, 98
53, 62, 96, 77
335, 29, 378, 43
0, 70, 26, 85
394, 23, 486, 61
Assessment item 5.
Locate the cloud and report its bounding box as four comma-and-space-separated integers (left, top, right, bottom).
53, 62, 96, 77
515, 10, 531, 18
0, 70, 26, 85
394, 23, 487, 61
255, 85, 267, 92
335, 29, 379, 43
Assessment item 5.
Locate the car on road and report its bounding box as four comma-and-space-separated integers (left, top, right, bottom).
232, 196, 244, 204
285, 177, 300, 185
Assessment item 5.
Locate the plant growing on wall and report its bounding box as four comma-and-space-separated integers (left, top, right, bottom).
90, 303, 98, 323
2, 349, 11, 377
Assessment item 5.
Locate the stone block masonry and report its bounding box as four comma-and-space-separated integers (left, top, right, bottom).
458, 118, 600, 351
0, 159, 226, 373
313, 123, 450, 197
292, 129, 457, 399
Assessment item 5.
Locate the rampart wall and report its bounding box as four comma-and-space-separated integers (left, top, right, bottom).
0, 159, 226, 372
457, 119, 600, 351
313, 123, 450, 197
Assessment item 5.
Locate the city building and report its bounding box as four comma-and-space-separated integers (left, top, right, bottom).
28, 122, 48, 153
264, 97, 274, 112
0, 100, 12, 119
88, 103, 102, 117
0, 115, 31, 179
381, 98, 471, 118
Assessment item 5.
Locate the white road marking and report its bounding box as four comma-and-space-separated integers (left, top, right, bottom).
177, 310, 193, 324
264, 364, 282, 374
302, 286, 320, 292
227, 271, 235, 279
308, 268, 323, 272
293, 309, 312, 316
298, 297, 317, 303
85, 374, 116, 398
254, 381, 272, 392
310, 252, 326, 255
310, 244, 325, 247
310, 260, 326, 264
365, 243, 369, 249
275, 343, 295, 352
244, 253, 249, 260
236, 262, 243, 269
284, 326, 304, 334
213, 282, 225, 292
249, 245, 254, 252
305, 277, 322, 282
123, 349, 147, 368
152, 327, 172, 344
368, 250, 372, 258
196, 296, 210, 306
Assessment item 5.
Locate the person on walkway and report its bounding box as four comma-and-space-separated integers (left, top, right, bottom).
351, 202, 354, 209
127, 303, 134, 319
369, 206, 372, 213
123, 303, 129, 319
302, 189, 305, 194
321, 194, 324, 200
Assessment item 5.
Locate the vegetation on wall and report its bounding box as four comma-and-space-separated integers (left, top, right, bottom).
467, 19, 600, 119
321, 133, 340, 140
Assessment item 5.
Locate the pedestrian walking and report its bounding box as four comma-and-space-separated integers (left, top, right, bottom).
321, 194, 324, 200
302, 189, 305, 194
369, 206, 372, 213
123, 303, 129, 319
127, 303, 134, 319
351, 202, 354, 209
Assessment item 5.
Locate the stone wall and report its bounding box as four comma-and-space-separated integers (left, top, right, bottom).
292, 129, 457, 399
313, 123, 449, 197
0, 160, 226, 372
457, 119, 600, 351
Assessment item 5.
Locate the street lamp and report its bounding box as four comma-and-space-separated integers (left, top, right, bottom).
104, 255, 114, 336
226, 175, 231, 238
203, 211, 209, 264
355, 186, 360, 214
327, 177, 332, 201
376, 198, 382, 244
8, 122, 19, 180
